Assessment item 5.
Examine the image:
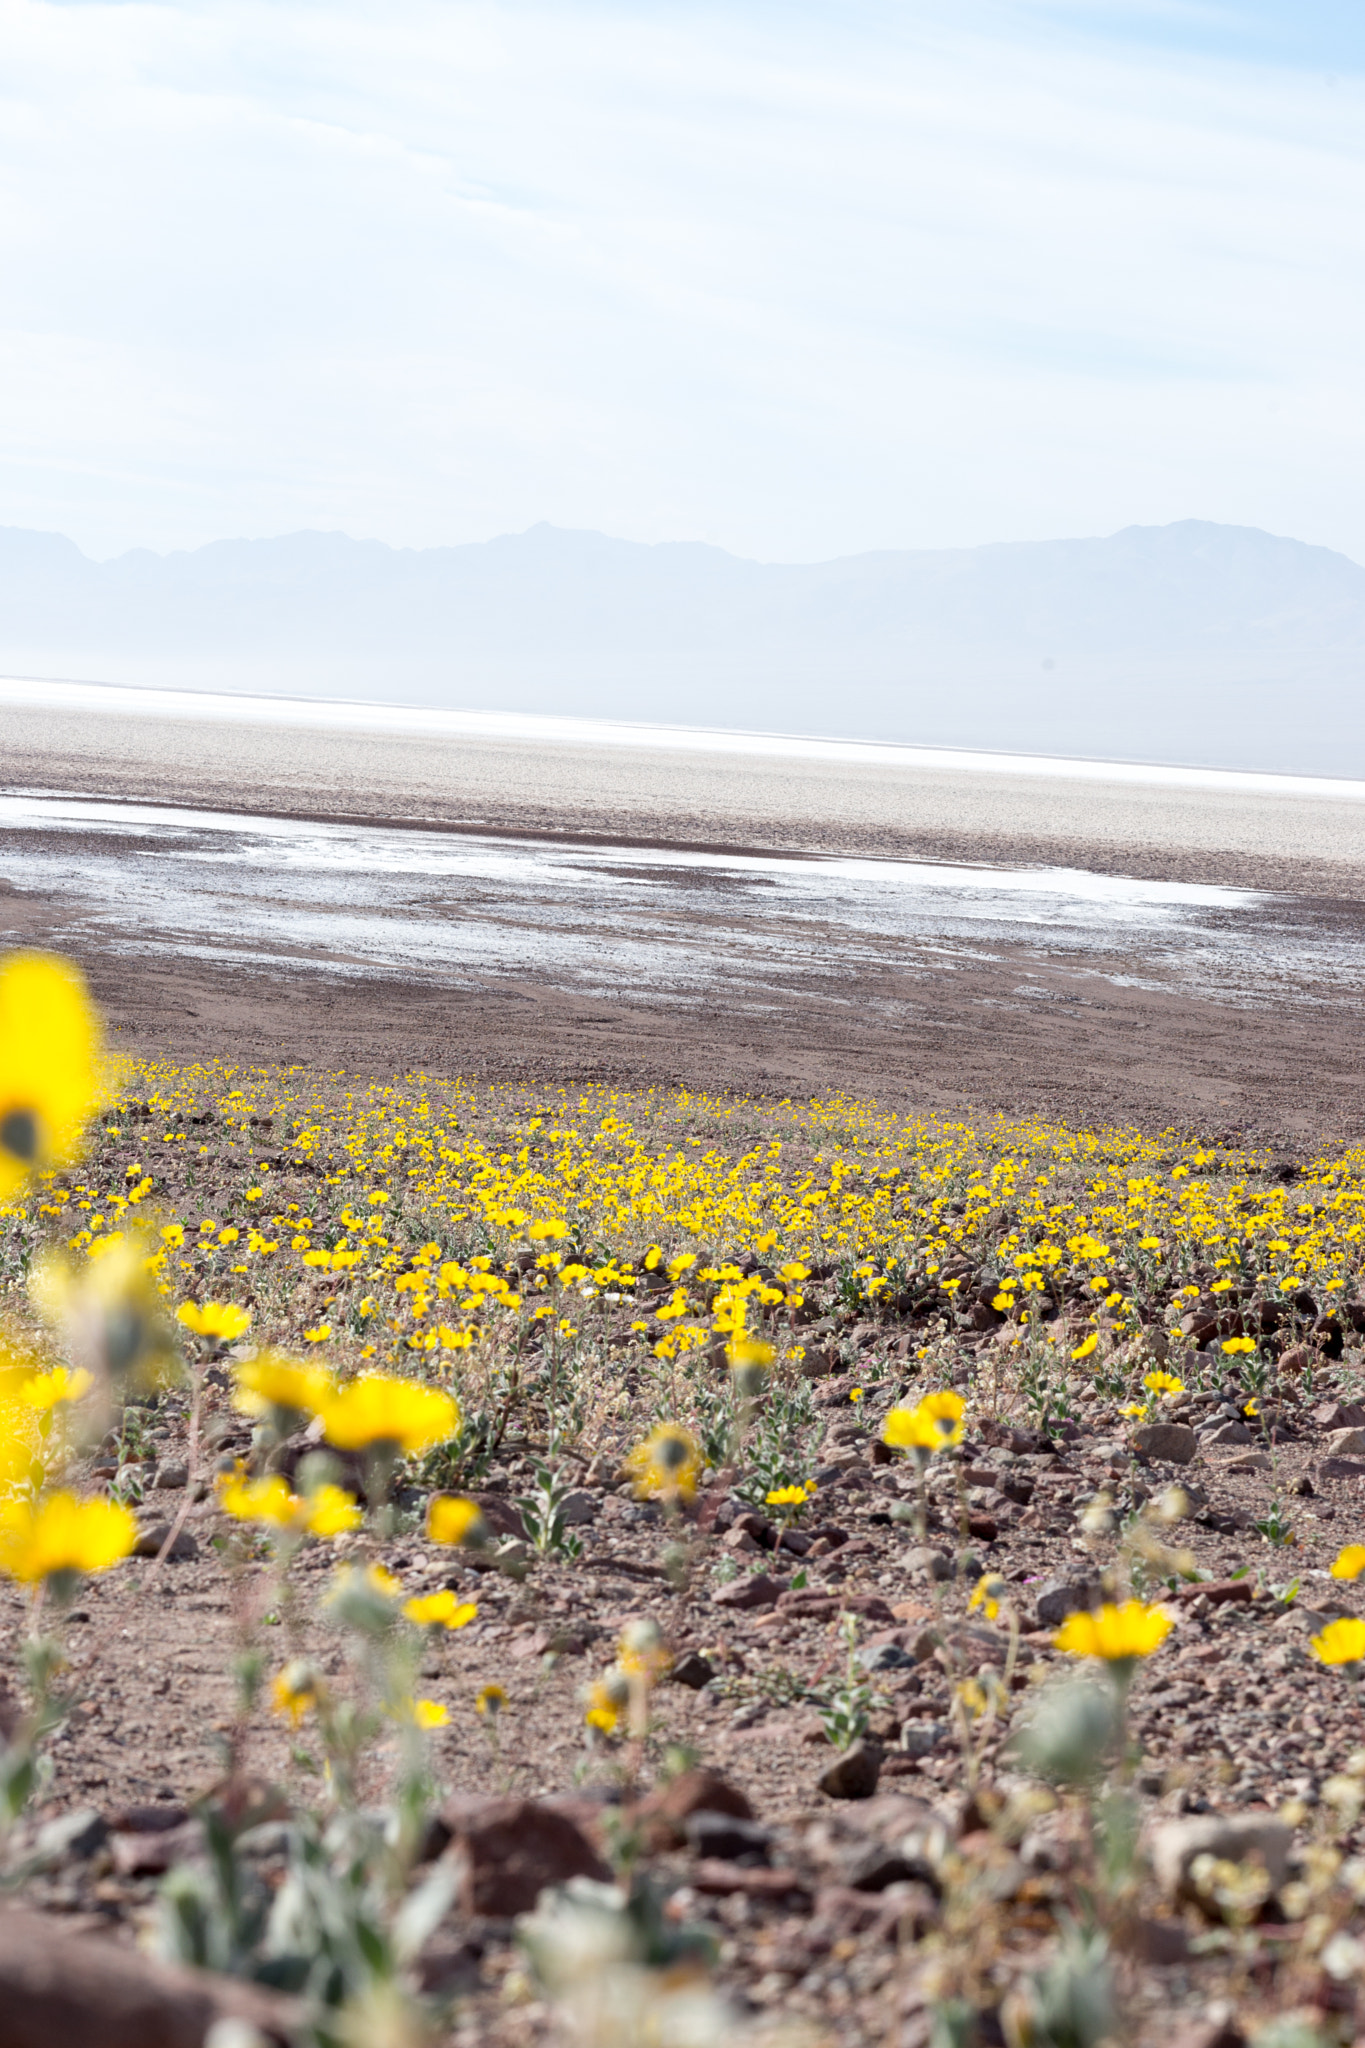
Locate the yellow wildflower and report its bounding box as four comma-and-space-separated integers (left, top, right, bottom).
427, 1495, 488, 1547
411, 1698, 448, 1729
0, 952, 104, 1197
1142, 1370, 1184, 1397
403, 1590, 478, 1630
177, 1300, 251, 1342
969, 1573, 1006, 1622
1312, 1617, 1365, 1668
20, 1365, 93, 1411
233, 1353, 333, 1421
1330, 1546, 1365, 1582
0, 1491, 136, 1584
883, 1389, 965, 1453
318, 1373, 459, 1453
624, 1422, 702, 1502
1054, 1600, 1172, 1663
1071, 1333, 1099, 1361
476, 1683, 507, 1717
271, 1661, 319, 1726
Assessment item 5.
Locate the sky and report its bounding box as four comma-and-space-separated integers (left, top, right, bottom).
2, 0, 1364, 565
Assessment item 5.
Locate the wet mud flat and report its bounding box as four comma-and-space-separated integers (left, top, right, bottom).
0, 775, 1363, 1137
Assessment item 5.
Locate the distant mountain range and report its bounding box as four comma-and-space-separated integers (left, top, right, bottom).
2, 518, 1362, 773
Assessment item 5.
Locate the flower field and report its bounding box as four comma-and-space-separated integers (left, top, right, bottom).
5, 954, 1365, 2046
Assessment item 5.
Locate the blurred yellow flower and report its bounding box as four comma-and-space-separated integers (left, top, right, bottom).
411, 1698, 448, 1729
177, 1300, 251, 1342
1330, 1546, 1365, 1582
403, 1590, 478, 1630
1142, 1370, 1184, 1397
319, 1373, 459, 1453
0, 952, 104, 1198
271, 1661, 319, 1726
20, 1365, 93, 1411
883, 1389, 965, 1453
624, 1422, 701, 1502
1055, 1600, 1172, 1663
233, 1353, 333, 1421
217, 1470, 360, 1538
1312, 1617, 1365, 1667
476, 1683, 507, 1717
1071, 1334, 1099, 1361
969, 1573, 1006, 1622
0, 1491, 136, 1584
427, 1494, 487, 1547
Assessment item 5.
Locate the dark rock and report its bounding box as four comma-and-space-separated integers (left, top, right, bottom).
1317, 1458, 1365, 1482
713, 1571, 786, 1610
668, 1650, 716, 1690
819, 1741, 883, 1800
1314, 1399, 1365, 1430
1130, 1422, 1198, 1466
34, 1808, 108, 1864
0, 1904, 298, 2048
111, 1820, 201, 1876
1033, 1575, 1103, 1629
638, 1766, 754, 1844
1172, 1578, 1252, 1606
899, 1723, 947, 1759
132, 1523, 199, 1561
843, 1843, 922, 1892
441, 1794, 610, 1917
682, 1811, 771, 1864
858, 1642, 915, 1673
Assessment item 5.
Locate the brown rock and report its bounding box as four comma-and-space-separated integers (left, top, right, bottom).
0, 1904, 297, 2048
1317, 1458, 1365, 1482
442, 1794, 610, 1917
691, 1861, 810, 1902
637, 1767, 753, 1848
1172, 1579, 1253, 1607
819, 1741, 883, 1800
713, 1572, 786, 1610
131, 1523, 199, 1561
1326, 1427, 1365, 1457
1130, 1422, 1198, 1466
1313, 1398, 1365, 1428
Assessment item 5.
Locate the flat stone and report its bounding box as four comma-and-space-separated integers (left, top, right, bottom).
900, 1723, 947, 1759
132, 1523, 199, 1561
668, 1650, 715, 1690
1172, 1578, 1252, 1607
441, 1794, 610, 1917
1203, 1421, 1252, 1447
1130, 1422, 1198, 1466
904, 1545, 953, 1582
34, 1808, 108, 1865
557, 1489, 599, 1526
1326, 1428, 1365, 1458
152, 1462, 188, 1490
1149, 1813, 1293, 1901
682, 1811, 770, 1863
1034, 1575, 1104, 1629
858, 1642, 916, 1673
713, 1571, 787, 1610
1317, 1458, 1365, 1482
819, 1741, 883, 1800
1314, 1400, 1365, 1431
1219, 1452, 1271, 1474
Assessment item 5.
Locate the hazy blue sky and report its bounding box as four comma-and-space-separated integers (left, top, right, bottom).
3, 0, 1364, 562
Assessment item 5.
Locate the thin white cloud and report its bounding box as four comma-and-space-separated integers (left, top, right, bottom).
1, 0, 1363, 561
